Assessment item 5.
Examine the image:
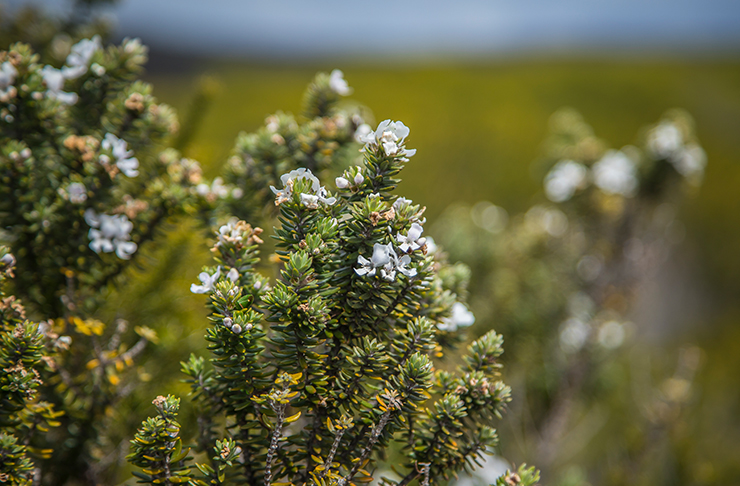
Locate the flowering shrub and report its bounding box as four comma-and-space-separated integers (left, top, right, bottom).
129, 115, 538, 486
0, 37, 204, 484
432, 108, 706, 482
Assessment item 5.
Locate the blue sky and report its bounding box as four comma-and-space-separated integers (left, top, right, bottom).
11, 0, 740, 58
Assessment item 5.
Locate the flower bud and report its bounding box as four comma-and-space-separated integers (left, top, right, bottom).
335, 176, 349, 189
223, 317, 233, 328
354, 173, 364, 185
231, 324, 242, 334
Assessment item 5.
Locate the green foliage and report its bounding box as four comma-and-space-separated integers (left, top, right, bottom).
0, 37, 204, 484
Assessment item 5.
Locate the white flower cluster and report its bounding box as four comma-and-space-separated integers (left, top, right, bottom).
60, 182, 87, 204
591, 150, 638, 197
101, 133, 139, 177
0, 62, 17, 102
196, 177, 237, 200
437, 302, 476, 332
329, 69, 352, 96
190, 265, 239, 294
544, 149, 639, 202
40, 36, 102, 105
647, 121, 706, 180
356, 120, 417, 159
84, 209, 137, 260
270, 168, 336, 208
335, 169, 364, 189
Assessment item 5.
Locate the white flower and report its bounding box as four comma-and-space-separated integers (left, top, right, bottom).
40, 66, 78, 104
360, 120, 417, 159
395, 254, 417, 278
544, 160, 588, 202
191, 267, 221, 294
335, 176, 349, 188
592, 150, 638, 197
0, 62, 17, 99
647, 122, 683, 159
396, 222, 426, 253
354, 123, 373, 144
67, 182, 87, 203
216, 221, 242, 247
329, 69, 352, 95
227, 268, 239, 283
62, 35, 101, 79
672, 144, 706, 179
559, 317, 590, 353
597, 321, 626, 349
355, 242, 416, 281
102, 133, 139, 177
393, 197, 412, 210
85, 209, 138, 259
438, 302, 475, 332
270, 168, 336, 207
354, 172, 364, 185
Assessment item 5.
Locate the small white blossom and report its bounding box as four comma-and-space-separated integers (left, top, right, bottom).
0, 62, 17, 99
647, 122, 683, 159
354, 123, 373, 144
559, 317, 590, 353
359, 120, 417, 159
597, 320, 626, 349
592, 150, 638, 197
396, 222, 426, 253
395, 254, 417, 278
40, 66, 78, 104
62, 35, 101, 79
393, 197, 412, 210
227, 268, 239, 283
672, 144, 706, 179
271, 168, 336, 207
544, 160, 588, 202
196, 177, 230, 199
335, 176, 349, 188
190, 266, 221, 294
101, 133, 139, 177
329, 69, 352, 95
438, 303, 475, 332
353, 172, 364, 185
67, 182, 87, 203
85, 209, 138, 259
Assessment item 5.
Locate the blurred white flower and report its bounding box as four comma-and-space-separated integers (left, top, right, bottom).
393, 197, 413, 210
329, 69, 352, 95
101, 133, 139, 177
592, 149, 638, 197
647, 122, 683, 159
40, 66, 78, 104
597, 320, 626, 349
226, 267, 239, 283
62, 35, 101, 79
438, 302, 475, 332
354, 123, 373, 144
0, 62, 17, 99
672, 144, 706, 179
191, 267, 221, 294
67, 182, 87, 203
559, 317, 590, 353
355, 242, 415, 281
85, 209, 138, 259
544, 160, 588, 202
